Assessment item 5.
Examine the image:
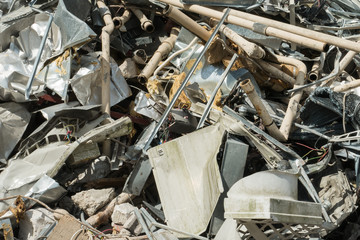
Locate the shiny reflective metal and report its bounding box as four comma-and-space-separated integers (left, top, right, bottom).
197, 53, 238, 129
24, 8, 53, 100
143, 8, 231, 152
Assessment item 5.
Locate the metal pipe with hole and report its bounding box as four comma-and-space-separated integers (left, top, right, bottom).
309, 61, 320, 81
240, 79, 286, 141
158, 0, 328, 52
130, 8, 154, 33
113, 9, 132, 29
197, 53, 238, 129
143, 8, 231, 152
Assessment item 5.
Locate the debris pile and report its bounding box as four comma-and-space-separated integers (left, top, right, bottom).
1, 0, 360, 239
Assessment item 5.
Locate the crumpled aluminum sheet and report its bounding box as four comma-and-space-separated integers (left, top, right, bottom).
0, 175, 65, 220
37, 50, 71, 100
0, 13, 53, 102
25, 175, 67, 206
0, 140, 70, 211
53, 0, 95, 53
171, 28, 254, 96
134, 91, 162, 121
18, 102, 101, 152
70, 52, 132, 106
0, 0, 95, 102
0, 102, 31, 164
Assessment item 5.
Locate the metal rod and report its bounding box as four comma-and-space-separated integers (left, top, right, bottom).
134, 209, 154, 240
24, 10, 53, 100
143, 8, 231, 152
197, 53, 238, 129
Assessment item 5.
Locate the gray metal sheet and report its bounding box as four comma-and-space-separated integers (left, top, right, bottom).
0, 102, 31, 164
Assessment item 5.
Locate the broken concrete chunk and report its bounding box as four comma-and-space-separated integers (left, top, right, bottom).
19, 208, 55, 240
123, 212, 138, 231
133, 223, 143, 236
111, 203, 135, 225
71, 188, 116, 216
119, 58, 139, 79
68, 142, 100, 167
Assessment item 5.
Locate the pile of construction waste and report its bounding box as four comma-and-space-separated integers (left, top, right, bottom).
1, 0, 360, 239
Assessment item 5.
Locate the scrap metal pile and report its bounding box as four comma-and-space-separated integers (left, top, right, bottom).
2, 0, 360, 239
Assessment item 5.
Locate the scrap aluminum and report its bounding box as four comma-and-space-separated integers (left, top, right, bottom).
171, 28, 252, 96
1, 0, 360, 239
0, 0, 95, 101
70, 52, 132, 107
0, 102, 30, 165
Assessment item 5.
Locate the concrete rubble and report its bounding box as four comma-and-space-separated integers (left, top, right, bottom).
1, 0, 360, 239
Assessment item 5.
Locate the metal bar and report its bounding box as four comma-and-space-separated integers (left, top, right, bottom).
134, 208, 154, 240
143, 8, 231, 152
197, 53, 238, 129
24, 10, 53, 100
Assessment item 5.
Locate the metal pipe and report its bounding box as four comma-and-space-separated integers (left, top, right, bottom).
23, 11, 53, 100
285, 50, 342, 95
134, 209, 154, 240
257, 59, 295, 86
130, 8, 154, 33
309, 61, 320, 81
273, 55, 307, 140
333, 79, 360, 92
97, 0, 115, 157
97, 0, 114, 115
197, 53, 238, 129
143, 8, 231, 152
113, 9, 132, 29
153, 36, 199, 78
240, 79, 286, 141
225, 8, 360, 53
241, 105, 330, 140
163, 5, 211, 41
138, 27, 180, 83
208, 18, 265, 59
158, 0, 328, 52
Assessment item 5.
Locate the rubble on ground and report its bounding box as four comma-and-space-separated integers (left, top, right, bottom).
2, 0, 360, 239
